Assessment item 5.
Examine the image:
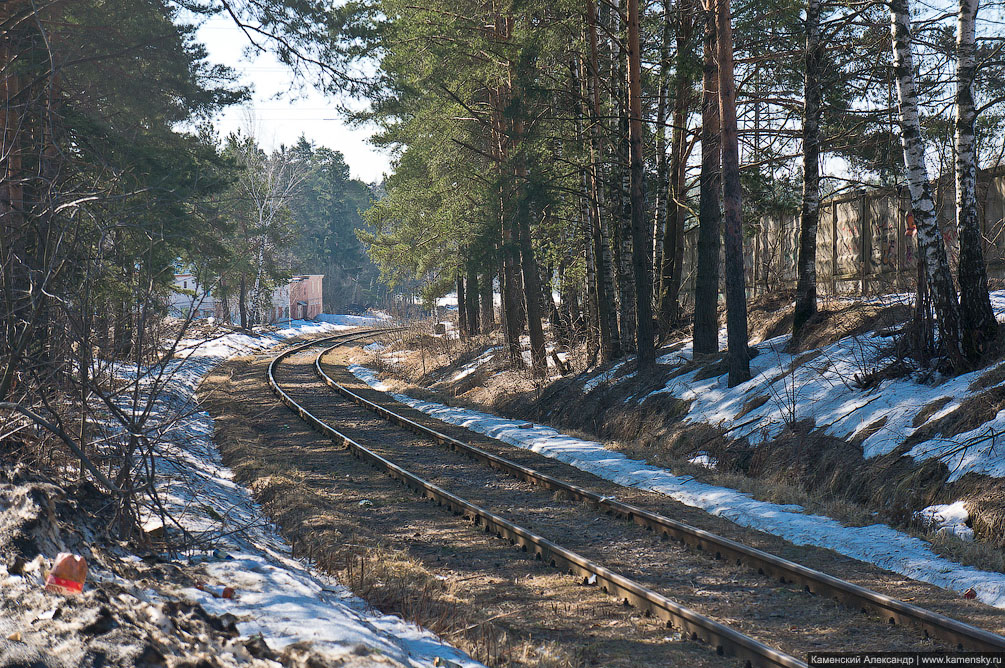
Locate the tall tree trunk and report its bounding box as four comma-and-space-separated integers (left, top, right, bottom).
715, 0, 750, 386
557, 257, 579, 345
0, 37, 26, 400
515, 169, 547, 375
219, 278, 232, 324
583, 193, 601, 363
501, 213, 524, 365
891, 0, 965, 367
492, 90, 524, 366
693, 1, 722, 355
465, 263, 480, 336
661, 0, 695, 326
238, 275, 249, 330
480, 268, 495, 332
456, 272, 468, 337
793, 0, 822, 337
612, 0, 637, 353
652, 0, 671, 313
541, 260, 562, 340
627, 0, 654, 363
572, 53, 601, 361
956, 0, 997, 359
586, 1, 622, 361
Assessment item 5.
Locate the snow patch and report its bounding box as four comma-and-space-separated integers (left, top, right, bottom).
316, 312, 390, 328
687, 453, 718, 470
583, 359, 630, 393
451, 347, 500, 382
916, 502, 975, 542
650, 293, 1005, 482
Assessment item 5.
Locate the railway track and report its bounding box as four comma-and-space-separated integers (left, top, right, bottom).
268, 330, 1005, 667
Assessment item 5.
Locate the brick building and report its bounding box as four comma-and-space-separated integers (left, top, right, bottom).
170, 273, 324, 324
288, 274, 324, 320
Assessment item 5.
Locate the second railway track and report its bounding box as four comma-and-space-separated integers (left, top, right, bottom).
268, 330, 1005, 666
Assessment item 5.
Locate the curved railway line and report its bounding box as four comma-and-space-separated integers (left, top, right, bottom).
267, 328, 1005, 667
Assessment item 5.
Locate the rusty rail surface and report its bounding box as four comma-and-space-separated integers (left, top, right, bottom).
267, 334, 806, 668
313, 343, 1005, 654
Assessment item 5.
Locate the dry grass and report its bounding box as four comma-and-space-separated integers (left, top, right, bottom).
925, 528, 1005, 574
735, 394, 770, 420
608, 425, 1005, 573
788, 302, 911, 353
969, 361, 1005, 393
907, 385, 1005, 446
253, 472, 528, 667
202, 352, 709, 668
912, 396, 953, 428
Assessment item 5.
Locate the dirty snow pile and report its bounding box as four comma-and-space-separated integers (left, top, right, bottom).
347, 363, 1005, 609
103, 318, 481, 668
0, 480, 272, 668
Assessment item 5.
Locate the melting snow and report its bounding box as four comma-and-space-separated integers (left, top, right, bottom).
643, 288, 1005, 483
687, 452, 718, 470
125, 318, 481, 667
316, 313, 391, 328
916, 502, 975, 542
451, 347, 500, 382
347, 363, 1005, 609
583, 360, 630, 393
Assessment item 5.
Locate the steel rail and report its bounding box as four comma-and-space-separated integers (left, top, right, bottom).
268, 335, 806, 668
314, 346, 1005, 653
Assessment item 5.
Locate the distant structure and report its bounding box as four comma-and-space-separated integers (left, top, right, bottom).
170, 273, 324, 324
283, 274, 325, 321
170, 272, 219, 320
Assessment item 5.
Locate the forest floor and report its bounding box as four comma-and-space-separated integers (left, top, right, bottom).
349, 292, 1005, 610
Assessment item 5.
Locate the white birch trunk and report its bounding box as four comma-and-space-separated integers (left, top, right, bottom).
891, 0, 965, 365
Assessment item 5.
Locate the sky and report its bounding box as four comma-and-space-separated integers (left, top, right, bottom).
195, 14, 394, 184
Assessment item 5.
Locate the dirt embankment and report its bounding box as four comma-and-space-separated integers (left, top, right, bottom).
369, 297, 1005, 574
0, 470, 272, 668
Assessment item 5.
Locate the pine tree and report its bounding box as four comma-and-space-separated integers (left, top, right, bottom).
715, 0, 751, 386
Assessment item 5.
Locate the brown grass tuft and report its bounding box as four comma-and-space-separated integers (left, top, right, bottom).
912, 396, 953, 428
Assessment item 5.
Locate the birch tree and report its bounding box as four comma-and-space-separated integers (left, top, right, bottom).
890, 0, 965, 367
224, 134, 304, 328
